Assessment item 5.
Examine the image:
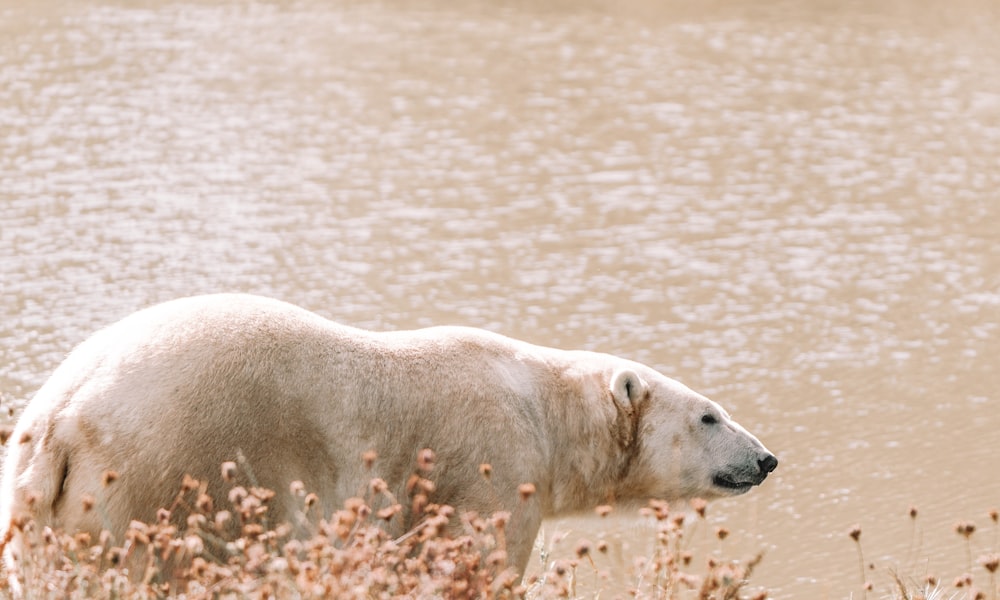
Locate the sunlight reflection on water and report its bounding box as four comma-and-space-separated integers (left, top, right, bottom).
1, 0, 999, 595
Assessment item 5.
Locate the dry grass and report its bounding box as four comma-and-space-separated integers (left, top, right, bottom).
0, 464, 766, 600
8, 494, 1000, 600
850, 507, 1000, 600
5, 463, 997, 599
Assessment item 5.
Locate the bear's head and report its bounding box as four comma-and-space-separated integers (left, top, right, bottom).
610, 367, 777, 501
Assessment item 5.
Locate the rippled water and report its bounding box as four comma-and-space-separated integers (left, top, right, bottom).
2, 0, 999, 596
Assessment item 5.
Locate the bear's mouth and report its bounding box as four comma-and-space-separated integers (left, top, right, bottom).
712, 474, 755, 492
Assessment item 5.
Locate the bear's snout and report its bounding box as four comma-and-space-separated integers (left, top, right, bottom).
758, 453, 778, 478
748, 451, 778, 486
711, 449, 777, 494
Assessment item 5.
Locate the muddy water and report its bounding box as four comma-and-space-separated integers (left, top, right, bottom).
2, 0, 999, 596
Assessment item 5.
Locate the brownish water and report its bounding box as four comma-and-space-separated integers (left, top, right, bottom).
1, 0, 999, 597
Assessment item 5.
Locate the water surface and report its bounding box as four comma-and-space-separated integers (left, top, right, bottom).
2, 0, 999, 596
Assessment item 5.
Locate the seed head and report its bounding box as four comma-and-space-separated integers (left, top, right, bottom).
362, 450, 378, 470
647, 499, 670, 520
0, 426, 11, 445
126, 520, 150, 545
417, 448, 436, 472
228, 486, 248, 505
979, 553, 1000, 574
575, 540, 591, 558
411, 493, 428, 515
304, 493, 319, 509
108, 547, 124, 566
250, 486, 274, 502
181, 474, 200, 493
848, 525, 862, 542
479, 463, 492, 479
189, 557, 208, 578
487, 550, 508, 567
716, 526, 730, 541
221, 462, 237, 482
102, 470, 119, 487
518, 483, 536, 501
196, 493, 213, 514
187, 514, 206, 529
989, 508, 998, 524
289, 480, 305, 496
214, 510, 231, 530
597, 540, 608, 553
691, 498, 707, 519
18, 431, 32, 445
377, 504, 401, 521
343, 497, 366, 516
909, 506, 918, 519
491, 511, 510, 530
157, 508, 171, 525
955, 521, 976, 539
81, 494, 95, 513
595, 505, 613, 518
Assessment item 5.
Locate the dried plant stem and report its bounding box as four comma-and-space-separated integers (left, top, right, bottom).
889, 569, 911, 600
905, 507, 920, 572
849, 525, 868, 600
966, 540, 973, 575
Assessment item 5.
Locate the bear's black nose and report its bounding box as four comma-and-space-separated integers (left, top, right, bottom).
758, 454, 778, 475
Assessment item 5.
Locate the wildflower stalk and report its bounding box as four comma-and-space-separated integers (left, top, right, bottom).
955, 521, 976, 574
849, 525, 868, 600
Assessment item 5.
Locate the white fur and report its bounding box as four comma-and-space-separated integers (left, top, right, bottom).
0, 294, 776, 584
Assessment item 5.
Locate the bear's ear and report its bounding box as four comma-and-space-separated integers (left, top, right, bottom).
610, 369, 648, 409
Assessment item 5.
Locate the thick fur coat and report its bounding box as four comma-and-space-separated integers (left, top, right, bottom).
0, 294, 776, 581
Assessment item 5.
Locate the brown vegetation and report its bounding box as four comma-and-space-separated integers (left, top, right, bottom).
5, 458, 996, 599
0, 461, 765, 599
851, 507, 1000, 600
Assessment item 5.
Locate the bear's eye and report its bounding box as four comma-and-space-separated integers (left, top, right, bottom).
701, 414, 718, 425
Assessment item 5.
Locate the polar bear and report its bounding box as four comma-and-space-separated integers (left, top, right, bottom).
0, 293, 776, 582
